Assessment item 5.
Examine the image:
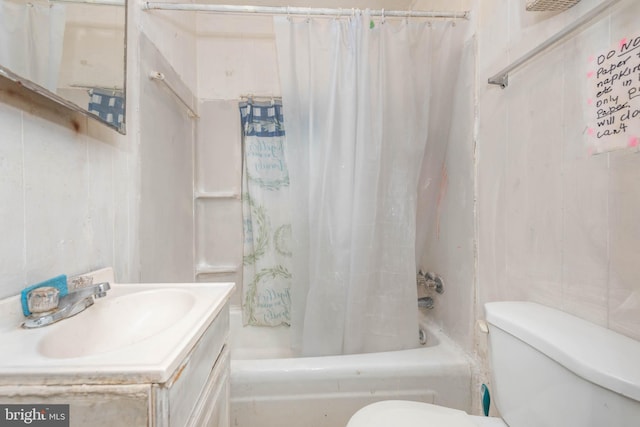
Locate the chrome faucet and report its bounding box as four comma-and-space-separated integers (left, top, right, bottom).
22, 281, 111, 329
417, 270, 444, 310
417, 270, 445, 294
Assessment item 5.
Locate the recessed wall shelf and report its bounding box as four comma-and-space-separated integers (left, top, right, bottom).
195, 191, 241, 200
195, 264, 239, 277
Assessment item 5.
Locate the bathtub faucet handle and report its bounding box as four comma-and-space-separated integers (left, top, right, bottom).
431, 275, 444, 294
416, 270, 445, 294
416, 270, 428, 286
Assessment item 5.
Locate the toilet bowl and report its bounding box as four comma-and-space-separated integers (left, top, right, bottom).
347, 302, 640, 427
346, 400, 505, 427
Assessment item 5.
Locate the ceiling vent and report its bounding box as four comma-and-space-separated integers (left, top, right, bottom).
526, 0, 581, 11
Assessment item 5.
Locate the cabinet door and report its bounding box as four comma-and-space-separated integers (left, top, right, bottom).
188, 347, 230, 427
152, 305, 230, 427
0, 384, 151, 427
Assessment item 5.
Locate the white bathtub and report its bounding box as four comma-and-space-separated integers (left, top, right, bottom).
228, 307, 472, 427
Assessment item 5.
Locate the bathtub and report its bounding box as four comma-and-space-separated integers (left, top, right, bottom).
228, 307, 472, 427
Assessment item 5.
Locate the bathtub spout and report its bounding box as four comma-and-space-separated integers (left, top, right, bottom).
418, 297, 434, 309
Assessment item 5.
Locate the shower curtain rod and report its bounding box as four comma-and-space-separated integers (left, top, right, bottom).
240, 94, 282, 102
50, 0, 124, 6
142, 2, 469, 19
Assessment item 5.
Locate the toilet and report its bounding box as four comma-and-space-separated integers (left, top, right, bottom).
347, 301, 640, 427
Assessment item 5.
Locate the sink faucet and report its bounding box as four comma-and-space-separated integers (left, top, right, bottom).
22, 281, 111, 329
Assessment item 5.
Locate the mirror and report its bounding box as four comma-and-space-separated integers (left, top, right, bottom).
0, 0, 126, 133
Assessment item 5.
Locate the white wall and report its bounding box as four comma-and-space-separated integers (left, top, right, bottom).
477, 0, 640, 342
0, 76, 137, 299
197, 14, 280, 100
141, 7, 198, 95
132, 1, 198, 282
138, 33, 196, 283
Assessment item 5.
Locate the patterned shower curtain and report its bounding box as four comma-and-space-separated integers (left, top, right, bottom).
240, 100, 292, 326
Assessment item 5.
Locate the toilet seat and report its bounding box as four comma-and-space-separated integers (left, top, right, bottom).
346, 401, 506, 427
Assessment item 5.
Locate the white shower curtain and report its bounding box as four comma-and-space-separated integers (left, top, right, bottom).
0, 0, 66, 92
274, 13, 462, 356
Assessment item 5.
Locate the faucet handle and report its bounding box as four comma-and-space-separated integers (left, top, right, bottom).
68, 275, 94, 292
417, 270, 445, 294
417, 270, 427, 285
94, 282, 111, 298
432, 275, 445, 294
27, 287, 59, 314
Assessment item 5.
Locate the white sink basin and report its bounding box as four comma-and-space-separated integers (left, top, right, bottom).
38, 289, 196, 358
0, 268, 235, 386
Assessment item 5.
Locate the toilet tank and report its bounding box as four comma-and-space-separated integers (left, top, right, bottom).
484, 302, 640, 427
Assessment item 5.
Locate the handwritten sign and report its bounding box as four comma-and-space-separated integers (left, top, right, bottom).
587, 33, 640, 154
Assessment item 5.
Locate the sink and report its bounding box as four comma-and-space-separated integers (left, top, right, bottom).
38, 289, 196, 358
0, 270, 234, 386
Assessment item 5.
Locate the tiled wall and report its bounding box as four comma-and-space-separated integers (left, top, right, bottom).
138, 33, 197, 283
194, 100, 243, 300
477, 0, 640, 342
0, 84, 137, 299
194, 15, 282, 303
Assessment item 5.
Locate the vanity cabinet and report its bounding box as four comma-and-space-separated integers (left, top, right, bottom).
153, 302, 230, 427
0, 302, 231, 427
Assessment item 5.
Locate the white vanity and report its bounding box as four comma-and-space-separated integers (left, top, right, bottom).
0, 268, 235, 427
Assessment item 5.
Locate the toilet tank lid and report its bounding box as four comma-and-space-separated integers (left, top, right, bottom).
485, 301, 640, 403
